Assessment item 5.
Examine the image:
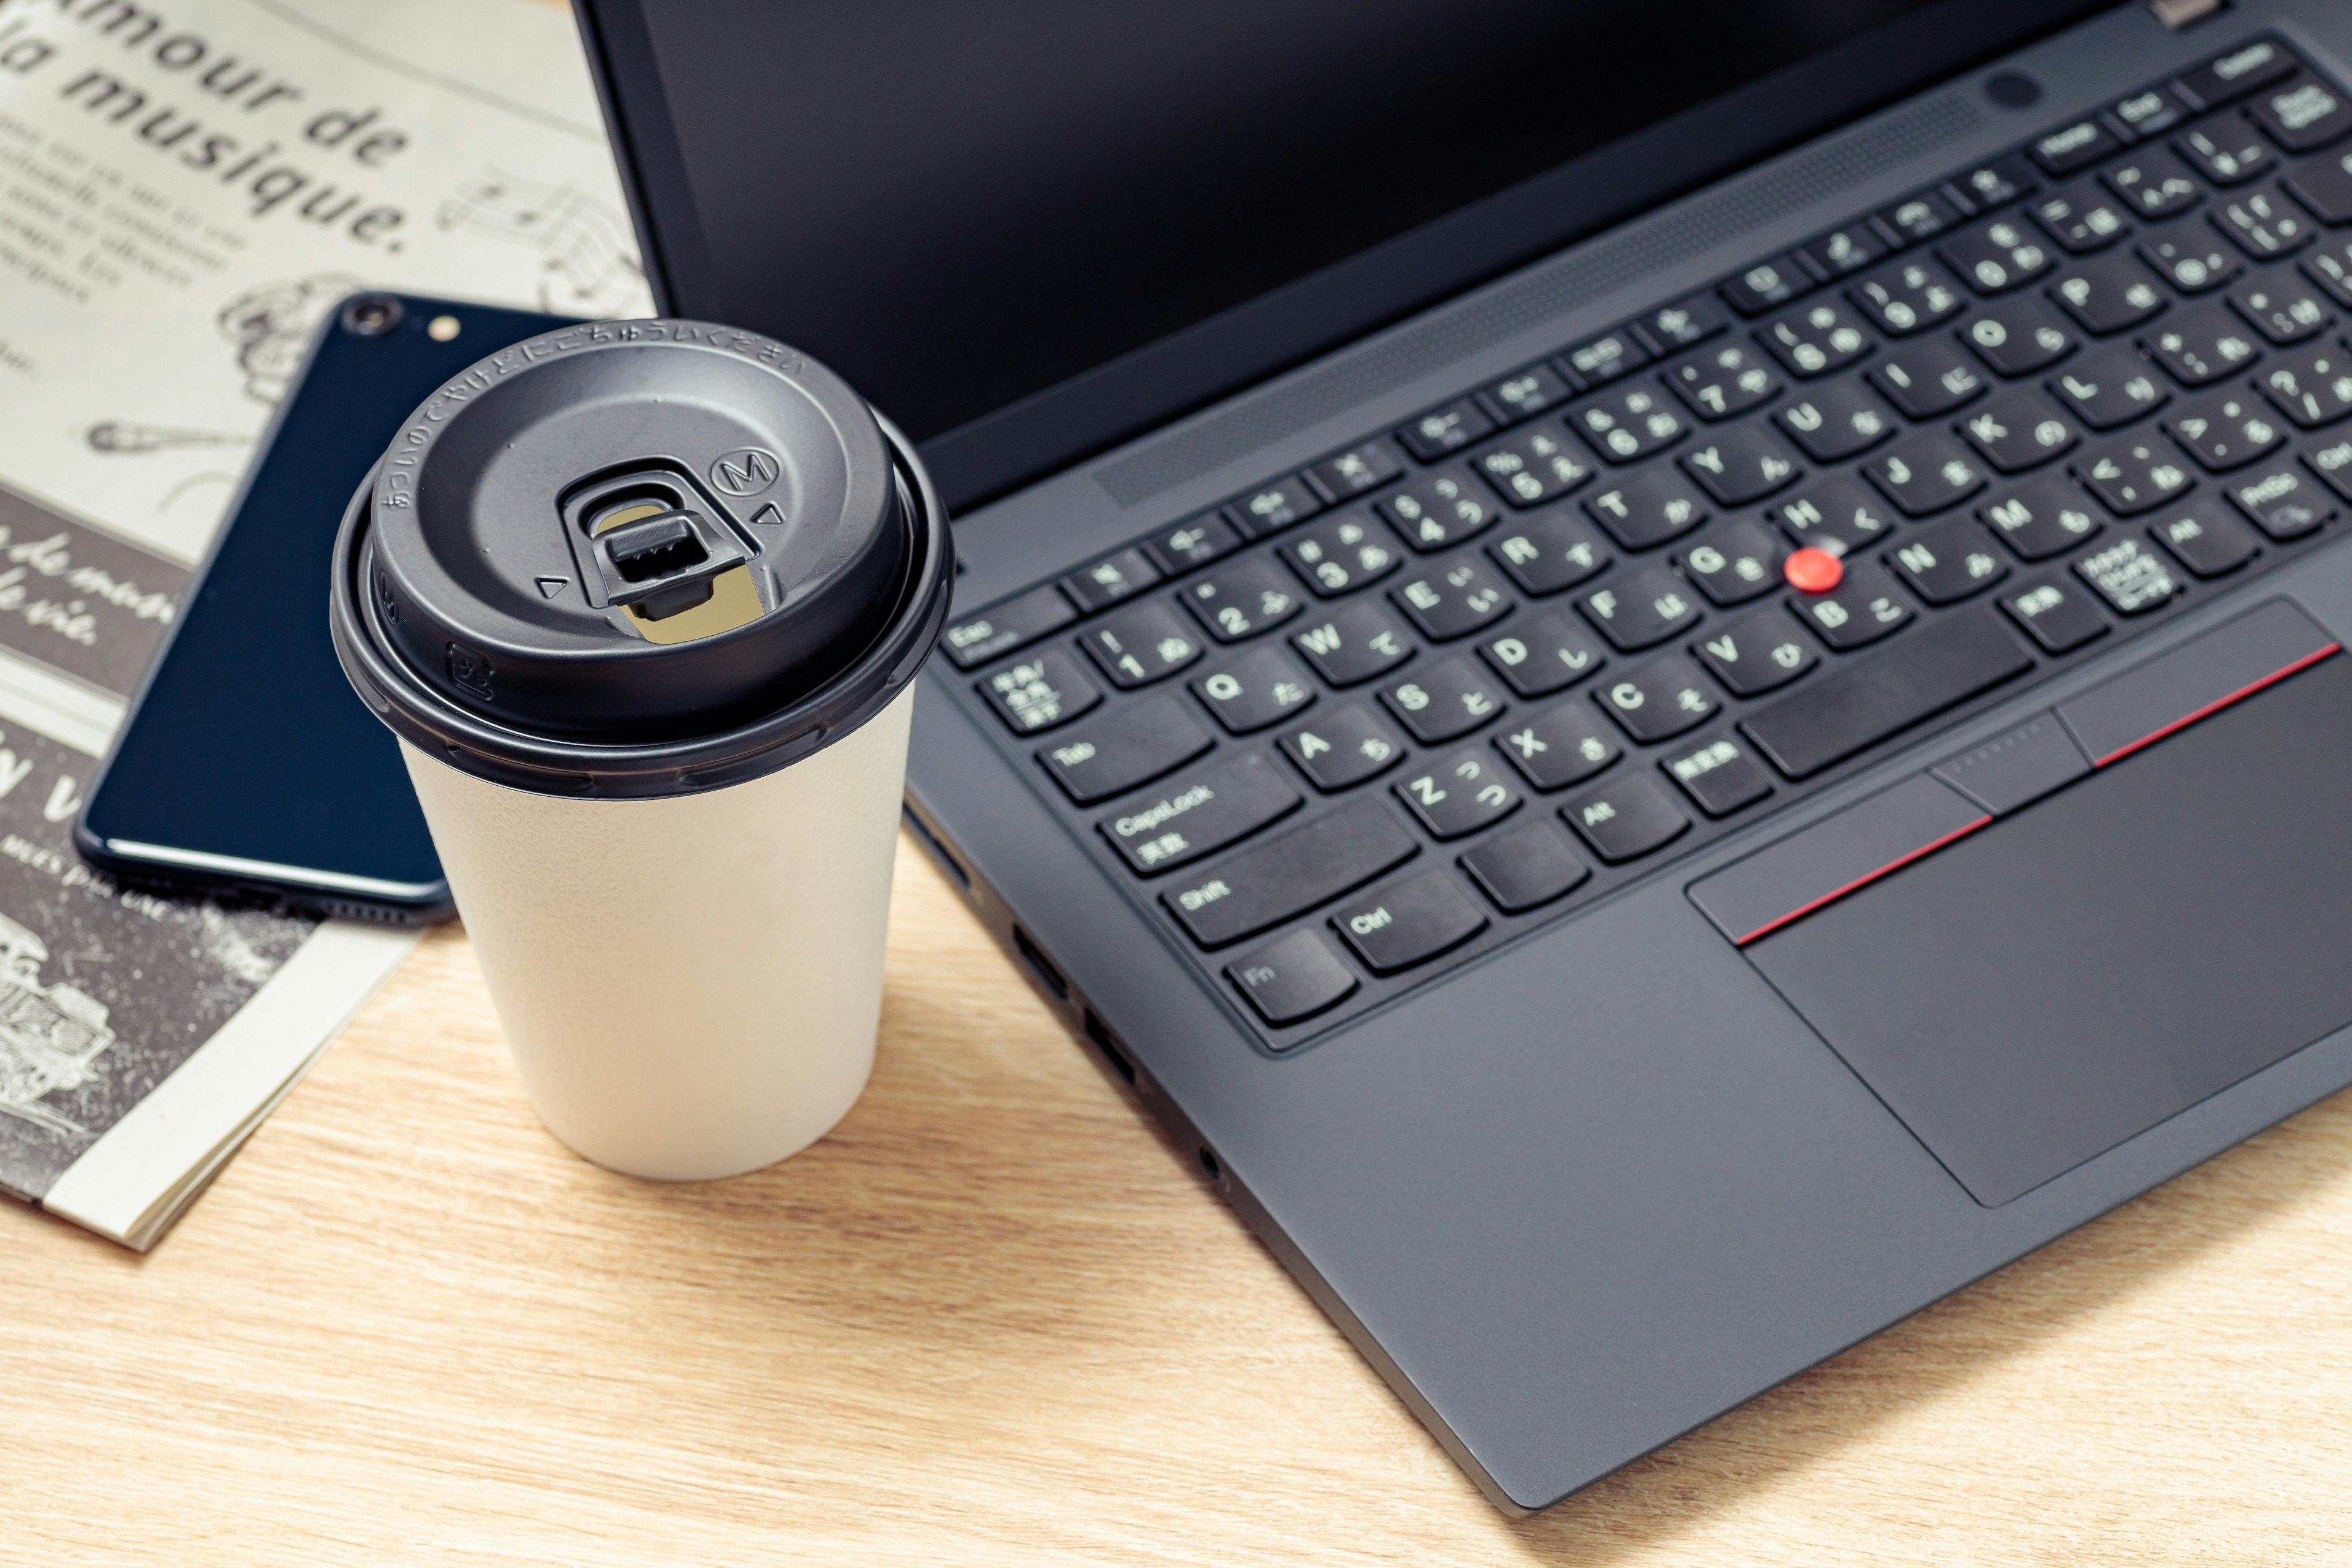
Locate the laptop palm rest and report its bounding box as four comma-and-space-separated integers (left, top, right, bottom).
1742, 645, 2352, 1207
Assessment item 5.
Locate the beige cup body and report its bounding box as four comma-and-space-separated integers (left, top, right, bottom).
401, 685, 914, 1180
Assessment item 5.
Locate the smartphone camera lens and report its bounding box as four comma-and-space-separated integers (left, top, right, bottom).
342, 294, 404, 336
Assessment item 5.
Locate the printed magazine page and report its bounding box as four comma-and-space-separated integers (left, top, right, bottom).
0, 0, 652, 1246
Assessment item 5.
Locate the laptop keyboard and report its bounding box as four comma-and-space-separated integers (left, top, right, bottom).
940, 34, 2352, 1049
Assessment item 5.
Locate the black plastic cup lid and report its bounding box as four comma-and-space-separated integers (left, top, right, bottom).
330, 320, 952, 798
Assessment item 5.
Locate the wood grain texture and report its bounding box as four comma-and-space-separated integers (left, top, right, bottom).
6, 832, 2352, 1565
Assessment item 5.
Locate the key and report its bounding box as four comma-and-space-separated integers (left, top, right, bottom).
1680, 521, 1784, 608
2215, 189, 2311, 260
1458, 820, 1592, 913
981, 649, 1103, 733
1694, 611, 1819, 696
1279, 703, 1407, 790
942, 582, 1076, 668
2173, 41, 2296, 114
2285, 148, 2352, 227
1480, 611, 1605, 698
1494, 701, 1619, 791
1981, 475, 2107, 559
1668, 341, 1781, 420
1771, 475, 1899, 556
2250, 78, 2352, 154
2229, 464, 2334, 539
1680, 426, 1803, 505
1960, 296, 2078, 375
1569, 382, 1686, 461
2032, 181, 2132, 252
1559, 774, 1692, 863
1761, 299, 1875, 379
1145, 512, 1243, 573
1487, 507, 1611, 594
1849, 256, 1966, 334
1774, 379, 1896, 461
1393, 751, 1520, 839
1161, 799, 1419, 948
1595, 654, 1717, 743
1559, 328, 1648, 385
1380, 466, 1501, 550
2103, 148, 2204, 221
2310, 437, 2352, 500
1226, 929, 1357, 1027
1791, 560, 1912, 649
1281, 510, 1403, 597
1585, 467, 1709, 549
1330, 869, 1488, 974
1309, 440, 1404, 500
1954, 152, 2038, 211
1722, 254, 1815, 315
2149, 501, 2261, 576
1637, 294, 1729, 352
1397, 399, 1493, 461
1381, 657, 1507, 744
1227, 475, 1326, 537
1941, 215, 2056, 294
2002, 578, 2108, 653
2143, 304, 2263, 383
1880, 189, 1966, 244
2230, 274, 2332, 344
1961, 388, 2079, 470
1062, 546, 1162, 611
2259, 341, 2352, 427
1392, 557, 1513, 641
2074, 537, 2179, 615
2175, 118, 2275, 186
2166, 388, 2285, 470
2310, 238, 2352, 309
1662, 735, 1775, 817
2051, 254, 2169, 336
1180, 556, 1303, 643
2050, 346, 2170, 429
2075, 437, 2195, 514
2032, 117, 2121, 176
1800, 223, 1893, 279
2111, 88, 2185, 140
1863, 433, 1987, 515
1191, 644, 1317, 733
1889, 519, 2010, 603
1868, 337, 1986, 416
1098, 750, 1303, 875
2138, 227, 2241, 293
1581, 566, 1704, 650
1478, 363, 1577, 425
1740, 608, 2035, 777
1291, 600, 1415, 685
1082, 600, 1204, 687
1468, 424, 1596, 506
1039, 695, 1215, 804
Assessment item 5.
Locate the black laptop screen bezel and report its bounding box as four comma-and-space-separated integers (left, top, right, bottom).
576, 0, 2112, 513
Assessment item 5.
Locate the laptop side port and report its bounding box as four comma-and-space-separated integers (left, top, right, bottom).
1012, 925, 1068, 1000
899, 804, 969, 889
1082, 1008, 1137, 1085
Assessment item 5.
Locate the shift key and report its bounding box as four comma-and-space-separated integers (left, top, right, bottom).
1163, 799, 1419, 947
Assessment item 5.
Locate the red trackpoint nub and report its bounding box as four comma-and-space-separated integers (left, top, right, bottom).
1784, 547, 1844, 594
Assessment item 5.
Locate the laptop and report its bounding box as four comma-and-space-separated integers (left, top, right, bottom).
576, 0, 2352, 1513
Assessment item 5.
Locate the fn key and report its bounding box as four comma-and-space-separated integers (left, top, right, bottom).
1228, 929, 1359, 1028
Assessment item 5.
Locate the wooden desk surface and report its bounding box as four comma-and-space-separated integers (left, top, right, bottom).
9, 834, 2351, 1564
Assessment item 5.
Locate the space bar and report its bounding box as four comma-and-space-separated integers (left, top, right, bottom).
1740, 609, 2035, 779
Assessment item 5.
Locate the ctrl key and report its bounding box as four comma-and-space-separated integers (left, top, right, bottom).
1330, 869, 1489, 974
1227, 929, 1359, 1030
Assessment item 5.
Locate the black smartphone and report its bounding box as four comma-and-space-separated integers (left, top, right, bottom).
77, 293, 575, 924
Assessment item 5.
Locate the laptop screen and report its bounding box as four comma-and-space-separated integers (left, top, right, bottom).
584, 0, 2108, 508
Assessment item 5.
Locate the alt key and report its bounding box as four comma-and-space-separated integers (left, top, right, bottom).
1227, 929, 1359, 1030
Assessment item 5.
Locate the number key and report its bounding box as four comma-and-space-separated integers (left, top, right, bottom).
1379, 466, 1500, 550
1280, 511, 1403, 597
1081, 600, 1204, 687
1180, 556, 1304, 642
1569, 382, 1686, 461
1468, 424, 1597, 506
1668, 342, 1780, 420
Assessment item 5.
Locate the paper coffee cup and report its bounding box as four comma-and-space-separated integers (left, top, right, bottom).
328, 320, 952, 1180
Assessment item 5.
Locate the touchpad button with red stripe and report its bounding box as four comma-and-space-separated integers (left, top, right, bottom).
1695, 600, 2352, 1206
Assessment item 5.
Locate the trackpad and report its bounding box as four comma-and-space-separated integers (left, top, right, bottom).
1747, 653, 2352, 1207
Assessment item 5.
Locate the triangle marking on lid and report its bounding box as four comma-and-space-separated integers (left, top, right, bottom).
536, 576, 569, 598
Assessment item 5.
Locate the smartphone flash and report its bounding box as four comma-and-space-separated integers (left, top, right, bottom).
428, 315, 462, 342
